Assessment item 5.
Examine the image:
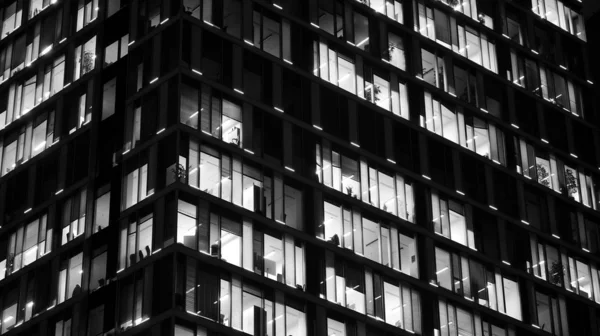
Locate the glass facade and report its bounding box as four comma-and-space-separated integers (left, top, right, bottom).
0, 0, 596, 336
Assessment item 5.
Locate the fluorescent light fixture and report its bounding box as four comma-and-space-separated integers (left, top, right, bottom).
387, 158, 396, 164
26, 302, 34, 308
24, 208, 32, 214
415, 75, 424, 80
244, 149, 254, 154
448, 92, 457, 97
382, 58, 391, 64
203, 20, 215, 27
587, 80, 594, 85
285, 166, 295, 172
492, 159, 501, 165
511, 123, 519, 129
570, 153, 578, 158
55, 189, 64, 195
489, 205, 498, 210
436, 267, 449, 274
273, 3, 283, 9
552, 234, 560, 239
64, 82, 71, 88
350, 142, 360, 147
192, 69, 203, 75
521, 219, 529, 225
532, 324, 541, 329
531, 49, 539, 55
244, 39, 254, 46
128, 40, 136, 46
502, 260, 511, 265
234, 88, 244, 94
502, 34, 510, 38
429, 282, 439, 287
189, 111, 199, 119
275, 219, 285, 224
4, 316, 13, 323
583, 247, 590, 252
480, 108, 488, 113
310, 22, 320, 28
346, 41, 356, 46
160, 18, 169, 25
283, 59, 293, 65
274, 106, 284, 113
59, 38, 66, 43
559, 65, 567, 70
123, 149, 130, 155
201, 130, 211, 136
40, 46, 52, 56
456, 190, 465, 195
422, 175, 431, 180
156, 128, 165, 134
541, 138, 549, 144
149, 77, 159, 84
313, 125, 323, 130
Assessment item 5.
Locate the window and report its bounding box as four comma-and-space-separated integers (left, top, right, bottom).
416, 2, 497, 73
186, 88, 244, 148
187, 140, 303, 230
313, 40, 409, 118
528, 234, 562, 286
174, 324, 208, 336
122, 163, 149, 209
176, 200, 306, 287
88, 305, 105, 336
422, 92, 506, 165
516, 139, 560, 192
119, 268, 151, 330
61, 188, 87, 245
352, 12, 369, 50
316, 142, 414, 221
74, 36, 96, 81
177, 199, 197, 249
102, 78, 116, 120
253, 10, 290, 59
2, 55, 64, 125
181, 260, 306, 335
506, 14, 523, 45
435, 246, 522, 320
322, 252, 421, 332
314, 40, 356, 95
0, 109, 56, 172
54, 318, 73, 336
1, 2, 22, 39
438, 300, 474, 336
386, 32, 405, 70
565, 256, 595, 300
107, 0, 122, 17
532, 0, 586, 40
431, 191, 473, 248
57, 253, 83, 304
510, 50, 584, 117
28, 0, 51, 19
118, 215, 153, 270
0, 214, 51, 280
103, 34, 128, 67
381, 281, 421, 332
76, 0, 98, 32
365, 0, 403, 23
323, 253, 366, 314
533, 290, 568, 334
328, 318, 347, 336
320, 206, 418, 276
89, 250, 107, 291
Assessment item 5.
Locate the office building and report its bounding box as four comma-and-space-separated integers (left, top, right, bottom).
0, 0, 598, 335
